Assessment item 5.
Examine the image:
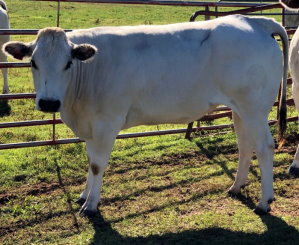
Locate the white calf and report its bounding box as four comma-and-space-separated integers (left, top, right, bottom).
3, 15, 288, 216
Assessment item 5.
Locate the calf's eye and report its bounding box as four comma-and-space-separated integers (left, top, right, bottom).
64, 61, 72, 70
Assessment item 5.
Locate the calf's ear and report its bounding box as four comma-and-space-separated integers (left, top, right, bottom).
3, 41, 33, 60
72, 44, 97, 61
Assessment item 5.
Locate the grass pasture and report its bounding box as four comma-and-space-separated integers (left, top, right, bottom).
0, 0, 299, 244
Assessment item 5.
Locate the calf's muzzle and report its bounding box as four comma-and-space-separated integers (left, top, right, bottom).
38, 99, 61, 113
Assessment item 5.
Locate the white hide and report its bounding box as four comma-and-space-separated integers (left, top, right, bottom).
3, 15, 288, 215
0, 0, 9, 93
289, 27, 299, 172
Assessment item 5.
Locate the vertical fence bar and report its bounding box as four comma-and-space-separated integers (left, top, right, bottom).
205, 5, 210, 20
57, 0, 61, 27
185, 122, 194, 140
54, 0, 61, 143
282, 7, 285, 27
52, 113, 56, 142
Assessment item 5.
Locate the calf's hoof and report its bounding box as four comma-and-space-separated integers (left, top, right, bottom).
79, 207, 98, 218
227, 187, 243, 197
253, 206, 271, 215
228, 190, 239, 197
268, 197, 276, 204
227, 184, 246, 197
75, 197, 86, 206
289, 166, 299, 177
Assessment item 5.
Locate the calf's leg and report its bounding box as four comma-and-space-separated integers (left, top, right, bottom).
79, 120, 121, 217
240, 116, 274, 214
76, 167, 93, 205
228, 112, 254, 195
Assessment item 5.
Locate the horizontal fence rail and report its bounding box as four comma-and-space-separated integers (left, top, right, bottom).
0, 27, 296, 69
0, 119, 63, 129
0, 0, 297, 150
0, 62, 31, 68
0, 116, 297, 150
0, 93, 35, 99
0, 29, 73, 35
0, 95, 295, 129
36, 0, 280, 8
190, 3, 282, 21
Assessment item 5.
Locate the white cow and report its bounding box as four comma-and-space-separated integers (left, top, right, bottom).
3, 15, 288, 216
289, 30, 299, 176
0, 0, 9, 93
280, 0, 299, 176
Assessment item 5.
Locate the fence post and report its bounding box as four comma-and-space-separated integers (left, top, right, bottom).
205, 6, 210, 21
51, 0, 61, 144
282, 7, 285, 27
185, 122, 194, 140
57, 0, 61, 27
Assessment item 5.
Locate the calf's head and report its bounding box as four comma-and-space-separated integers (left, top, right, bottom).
3, 27, 97, 113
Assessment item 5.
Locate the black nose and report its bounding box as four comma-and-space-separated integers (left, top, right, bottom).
38, 99, 61, 113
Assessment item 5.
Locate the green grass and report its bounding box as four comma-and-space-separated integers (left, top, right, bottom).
0, 1, 299, 244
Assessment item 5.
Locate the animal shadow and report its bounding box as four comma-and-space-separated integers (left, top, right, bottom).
87, 208, 299, 245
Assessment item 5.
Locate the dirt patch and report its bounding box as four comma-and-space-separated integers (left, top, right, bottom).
0, 178, 85, 205
0, 152, 208, 206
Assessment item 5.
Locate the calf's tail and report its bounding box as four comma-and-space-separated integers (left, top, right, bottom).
251, 17, 289, 143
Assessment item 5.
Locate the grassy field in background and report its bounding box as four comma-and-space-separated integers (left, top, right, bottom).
0, 0, 298, 244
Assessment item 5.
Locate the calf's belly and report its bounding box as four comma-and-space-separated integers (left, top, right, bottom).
123, 96, 218, 128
